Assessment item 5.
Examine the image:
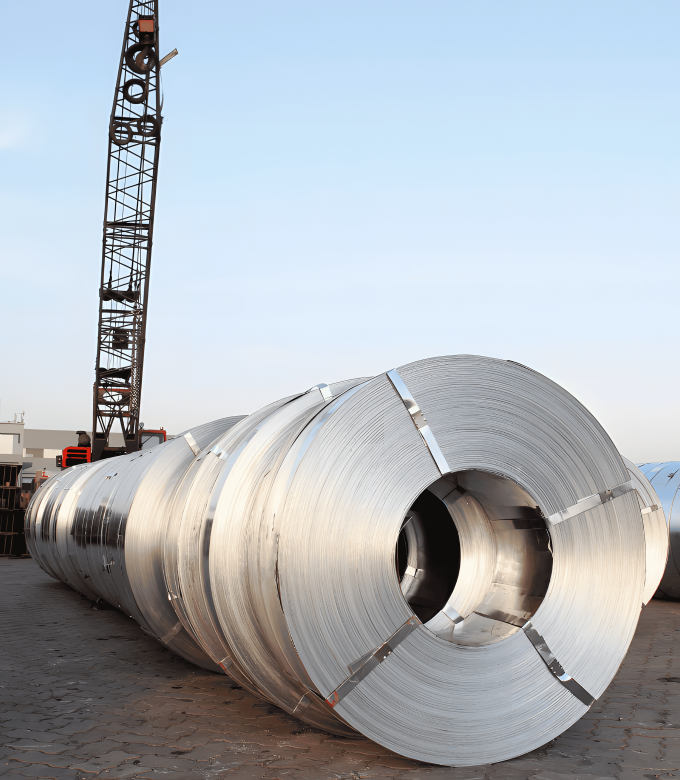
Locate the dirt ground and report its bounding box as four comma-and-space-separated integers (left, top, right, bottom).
2, 558, 680, 780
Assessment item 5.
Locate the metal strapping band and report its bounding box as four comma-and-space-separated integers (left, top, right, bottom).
184, 432, 200, 456
140, 625, 161, 641
326, 616, 420, 708
474, 605, 528, 628
490, 517, 546, 531
348, 650, 374, 673
315, 383, 333, 401
293, 693, 312, 713
386, 369, 450, 475
434, 604, 465, 628
524, 622, 594, 706
160, 620, 183, 644
547, 480, 635, 526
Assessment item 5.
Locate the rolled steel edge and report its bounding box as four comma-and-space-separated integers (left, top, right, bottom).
637, 461, 680, 599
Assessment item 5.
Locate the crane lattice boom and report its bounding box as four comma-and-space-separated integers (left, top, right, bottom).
92, 0, 162, 460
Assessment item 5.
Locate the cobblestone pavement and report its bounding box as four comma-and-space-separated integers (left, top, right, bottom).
2, 559, 680, 780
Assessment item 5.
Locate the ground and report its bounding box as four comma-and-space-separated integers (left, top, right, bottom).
1, 559, 680, 780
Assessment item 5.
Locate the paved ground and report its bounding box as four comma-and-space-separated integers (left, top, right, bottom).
1, 559, 680, 780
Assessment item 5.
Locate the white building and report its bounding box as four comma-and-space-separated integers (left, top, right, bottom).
0, 420, 25, 467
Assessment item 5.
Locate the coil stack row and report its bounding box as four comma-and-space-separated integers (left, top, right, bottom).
26, 355, 668, 766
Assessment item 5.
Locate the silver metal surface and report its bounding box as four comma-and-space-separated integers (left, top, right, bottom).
25, 355, 662, 766
637, 461, 680, 599
622, 458, 668, 604
25, 416, 246, 672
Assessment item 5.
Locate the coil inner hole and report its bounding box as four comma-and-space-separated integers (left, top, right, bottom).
397, 470, 553, 646
396, 489, 461, 623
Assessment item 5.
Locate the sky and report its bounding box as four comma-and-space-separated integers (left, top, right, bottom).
1, 1, 678, 462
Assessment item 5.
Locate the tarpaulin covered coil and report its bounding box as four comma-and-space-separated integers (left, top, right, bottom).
25, 355, 667, 766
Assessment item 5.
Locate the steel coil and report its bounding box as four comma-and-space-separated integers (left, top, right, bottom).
26, 416, 246, 672
637, 461, 680, 599
26, 355, 666, 766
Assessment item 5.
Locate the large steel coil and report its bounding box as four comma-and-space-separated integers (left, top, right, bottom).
637, 461, 680, 599
26, 355, 668, 766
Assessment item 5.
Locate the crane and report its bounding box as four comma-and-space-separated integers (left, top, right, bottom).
90, 0, 176, 461
59, 1, 177, 470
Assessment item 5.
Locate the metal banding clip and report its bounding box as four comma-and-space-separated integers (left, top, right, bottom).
326, 616, 421, 708
465, 608, 594, 705
184, 431, 200, 456
160, 619, 183, 644
547, 480, 635, 526
293, 693, 312, 713
312, 383, 333, 401
386, 369, 450, 476
523, 622, 594, 706
473, 605, 528, 629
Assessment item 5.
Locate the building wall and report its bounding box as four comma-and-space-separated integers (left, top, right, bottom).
0, 422, 25, 466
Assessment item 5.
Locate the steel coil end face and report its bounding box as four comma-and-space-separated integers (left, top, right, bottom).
275, 356, 649, 765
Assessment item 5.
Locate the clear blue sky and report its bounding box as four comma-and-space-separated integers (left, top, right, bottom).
1, 1, 678, 461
